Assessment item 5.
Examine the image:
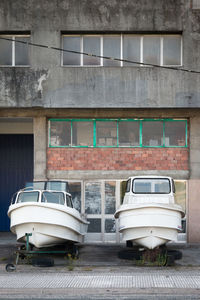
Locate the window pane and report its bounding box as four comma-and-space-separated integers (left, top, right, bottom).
174, 180, 186, 213
105, 219, 116, 233
25, 181, 46, 190
142, 121, 163, 146
83, 36, 100, 65
41, 191, 65, 205
85, 182, 101, 214
120, 181, 127, 204
163, 36, 181, 65
46, 181, 69, 192
126, 179, 131, 193
123, 35, 140, 66
87, 218, 101, 232
66, 195, 73, 207
118, 121, 140, 146
63, 36, 80, 65
165, 121, 186, 146
15, 37, 29, 65
0, 37, 12, 65
72, 121, 93, 146
103, 36, 121, 66
96, 121, 117, 146
105, 181, 115, 214
133, 178, 170, 194
17, 191, 39, 203
50, 121, 71, 146
143, 36, 160, 65
69, 182, 81, 212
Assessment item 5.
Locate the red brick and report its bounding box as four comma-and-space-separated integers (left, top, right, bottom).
47, 148, 189, 171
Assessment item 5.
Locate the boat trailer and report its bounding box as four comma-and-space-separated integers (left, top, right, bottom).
6, 233, 78, 271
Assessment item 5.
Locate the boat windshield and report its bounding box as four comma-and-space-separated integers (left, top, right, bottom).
25, 181, 46, 190
41, 191, 65, 205
132, 178, 171, 194
17, 191, 39, 203
46, 181, 69, 192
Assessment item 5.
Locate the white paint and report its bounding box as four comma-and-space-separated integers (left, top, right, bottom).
37, 73, 48, 93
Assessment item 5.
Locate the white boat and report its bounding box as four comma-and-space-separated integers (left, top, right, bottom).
8, 188, 88, 248
114, 176, 185, 249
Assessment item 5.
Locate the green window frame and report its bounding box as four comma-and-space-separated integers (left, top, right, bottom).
49, 118, 188, 148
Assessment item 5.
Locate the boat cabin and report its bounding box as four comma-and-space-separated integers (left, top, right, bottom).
11, 190, 73, 208
123, 176, 176, 205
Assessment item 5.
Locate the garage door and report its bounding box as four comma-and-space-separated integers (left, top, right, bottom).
0, 134, 33, 231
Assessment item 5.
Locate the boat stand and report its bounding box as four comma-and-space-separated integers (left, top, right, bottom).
15, 233, 78, 266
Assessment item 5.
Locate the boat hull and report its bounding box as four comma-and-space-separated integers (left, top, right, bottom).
115, 203, 184, 249
8, 202, 88, 248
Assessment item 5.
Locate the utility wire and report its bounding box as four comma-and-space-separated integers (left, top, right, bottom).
0, 36, 200, 74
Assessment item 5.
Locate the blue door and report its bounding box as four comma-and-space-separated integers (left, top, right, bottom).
0, 134, 33, 231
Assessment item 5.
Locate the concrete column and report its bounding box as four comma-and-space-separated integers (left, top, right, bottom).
33, 117, 47, 180
188, 116, 200, 242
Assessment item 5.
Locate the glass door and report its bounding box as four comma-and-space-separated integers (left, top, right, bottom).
84, 181, 119, 243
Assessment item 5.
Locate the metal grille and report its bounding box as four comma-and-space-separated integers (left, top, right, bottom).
0, 271, 200, 289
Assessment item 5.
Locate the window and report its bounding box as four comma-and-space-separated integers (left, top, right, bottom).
85, 182, 101, 214
66, 195, 73, 208
72, 121, 93, 146
83, 36, 101, 65
0, 35, 30, 66
142, 121, 163, 146
68, 182, 81, 212
49, 119, 187, 148
163, 36, 182, 66
143, 36, 160, 65
192, 0, 200, 9
17, 191, 39, 203
96, 121, 117, 146
105, 181, 116, 214
132, 178, 171, 194
165, 121, 186, 146
62, 34, 182, 67
118, 121, 140, 146
50, 121, 71, 146
123, 35, 140, 66
41, 191, 65, 205
63, 36, 80, 65
103, 36, 121, 66
46, 181, 69, 192
125, 179, 131, 193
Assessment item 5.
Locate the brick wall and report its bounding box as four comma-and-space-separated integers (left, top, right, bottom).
47, 148, 188, 171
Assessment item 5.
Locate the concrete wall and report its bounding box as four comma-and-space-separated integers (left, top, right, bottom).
0, 118, 33, 133
0, 0, 200, 242
0, 0, 200, 108
188, 116, 200, 242
33, 117, 47, 180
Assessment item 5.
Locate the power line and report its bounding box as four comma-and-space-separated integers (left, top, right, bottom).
0, 36, 200, 74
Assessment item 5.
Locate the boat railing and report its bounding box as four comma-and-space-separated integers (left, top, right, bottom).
10, 192, 18, 205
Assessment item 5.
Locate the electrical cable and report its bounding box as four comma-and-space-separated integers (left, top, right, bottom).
0, 36, 200, 74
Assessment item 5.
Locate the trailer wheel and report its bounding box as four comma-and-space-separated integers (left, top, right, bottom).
118, 249, 142, 260
126, 241, 133, 248
31, 257, 54, 267
166, 254, 175, 266
167, 250, 182, 260
5, 264, 16, 272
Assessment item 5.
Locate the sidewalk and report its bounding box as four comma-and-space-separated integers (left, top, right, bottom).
0, 232, 200, 299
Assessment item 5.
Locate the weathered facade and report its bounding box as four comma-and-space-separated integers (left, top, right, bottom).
0, 0, 200, 243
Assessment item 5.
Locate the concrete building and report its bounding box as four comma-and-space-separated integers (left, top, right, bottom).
0, 0, 200, 243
